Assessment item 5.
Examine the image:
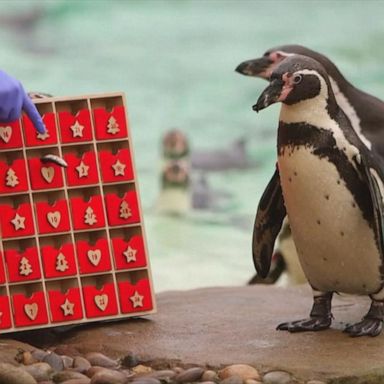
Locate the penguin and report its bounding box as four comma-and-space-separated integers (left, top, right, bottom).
237, 45, 384, 286
236, 44, 384, 156
252, 54, 384, 337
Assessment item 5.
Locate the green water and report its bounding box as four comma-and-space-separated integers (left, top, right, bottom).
1, 0, 384, 291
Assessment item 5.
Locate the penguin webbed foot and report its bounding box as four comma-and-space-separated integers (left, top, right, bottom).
343, 318, 383, 337
276, 316, 332, 332
277, 292, 333, 333
344, 300, 384, 337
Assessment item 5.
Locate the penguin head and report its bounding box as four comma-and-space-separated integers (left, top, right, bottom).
253, 54, 337, 112
235, 44, 337, 81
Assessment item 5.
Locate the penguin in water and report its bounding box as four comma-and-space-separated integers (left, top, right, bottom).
236, 44, 384, 155
237, 45, 384, 286
252, 54, 384, 337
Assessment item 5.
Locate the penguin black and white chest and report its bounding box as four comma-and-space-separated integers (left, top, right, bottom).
252, 54, 384, 336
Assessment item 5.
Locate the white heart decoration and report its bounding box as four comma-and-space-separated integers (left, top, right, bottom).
0, 126, 12, 143
47, 211, 61, 228
94, 294, 108, 311
87, 249, 101, 266
41, 167, 55, 183
24, 303, 38, 320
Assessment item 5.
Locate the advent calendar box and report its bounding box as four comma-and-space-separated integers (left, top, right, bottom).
0, 93, 155, 332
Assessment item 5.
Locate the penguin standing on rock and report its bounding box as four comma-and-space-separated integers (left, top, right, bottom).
237, 45, 384, 286
252, 54, 384, 337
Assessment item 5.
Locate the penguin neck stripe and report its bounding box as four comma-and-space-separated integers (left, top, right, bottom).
277, 121, 375, 233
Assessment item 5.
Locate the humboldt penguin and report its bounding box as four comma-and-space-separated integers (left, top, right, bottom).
252, 54, 384, 337
236, 44, 384, 155
237, 45, 384, 286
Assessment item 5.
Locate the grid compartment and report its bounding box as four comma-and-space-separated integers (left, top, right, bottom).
0, 92, 155, 333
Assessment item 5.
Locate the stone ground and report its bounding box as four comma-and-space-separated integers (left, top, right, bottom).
2, 285, 384, 383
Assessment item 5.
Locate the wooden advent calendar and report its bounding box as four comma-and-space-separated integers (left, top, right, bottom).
0, 93, 155, 332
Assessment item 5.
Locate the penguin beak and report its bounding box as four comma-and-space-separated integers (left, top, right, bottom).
235, 57, 273, 78
253, 79, 283, 112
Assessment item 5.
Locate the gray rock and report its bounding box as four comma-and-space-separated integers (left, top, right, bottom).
90, 369, 127, 384
53, 370, 89, 383
73, 357, 92, 373
0, 362, 37, 384
22, 362, 53, 381
120, 353, 140, 368
175, 367, 204, 383
62, 356, 74, 369
44, 352, 65, 371
85, 353, 118, 368
31, 349, 49, 362
263, 371, 293, 384
220, 375, 243, 384
202, 370, 219, 382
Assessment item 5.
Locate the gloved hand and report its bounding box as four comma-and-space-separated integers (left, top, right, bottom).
0, 70, 46, 134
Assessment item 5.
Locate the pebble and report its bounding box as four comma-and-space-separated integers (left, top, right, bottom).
200, 381, 217, 384
263, 371, 293, 384
32, 349, 49, 362
86, 366, 107, 378
307, 381, 326, 384
61, 379, 91, 384
0, 363, 37, 384
73, 357, 92, 373
132, 364, 153, 375
132, 378, 161, 384
62, 356, 74, 369
90, 368, 127, 384
148, 369, 176, 380
173, 367, 184, 374
220, 375, 243, 384
245, 380, 262, 384
175, 367, 205, 383
219, 365, 260, 381
53, 370, 90, 382
22, 362, 53, 382
43, 352, 65, 371
121, 353, 140, 368
202, 370, 219, 382
21, 351, 38, 365
85, 352, 118, 368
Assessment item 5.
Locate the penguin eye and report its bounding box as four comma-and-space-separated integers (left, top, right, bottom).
293, 74, 303, 84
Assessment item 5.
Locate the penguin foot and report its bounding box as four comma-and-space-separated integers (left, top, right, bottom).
344, 300, 384, 337
276, 316, 332, 332
343, 319, 383, 337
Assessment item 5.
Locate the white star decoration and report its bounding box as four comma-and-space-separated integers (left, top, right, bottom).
11, 213, 25, 230
70, 120, 85, 138
112, 160, 126, 176
60, 298, 75, 316
36, 131, 50, 141
76, 161, 90, 178
123, 246, 137, 263
130, 291, 144, 308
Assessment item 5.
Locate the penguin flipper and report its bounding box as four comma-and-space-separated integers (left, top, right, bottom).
355, 155, 384, 257
252, 168, 286, 278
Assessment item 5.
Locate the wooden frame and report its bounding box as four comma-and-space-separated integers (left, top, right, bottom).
0, 92, 156, 332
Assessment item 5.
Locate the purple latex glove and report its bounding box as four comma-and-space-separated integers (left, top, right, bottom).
0, 70, 46, 134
